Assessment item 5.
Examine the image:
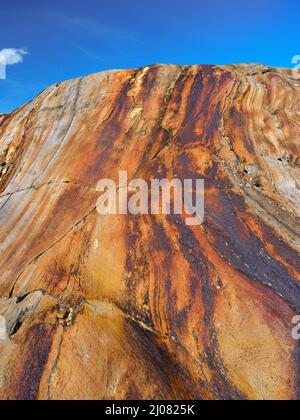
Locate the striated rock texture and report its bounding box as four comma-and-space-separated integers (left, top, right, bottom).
0, 63, 299, 400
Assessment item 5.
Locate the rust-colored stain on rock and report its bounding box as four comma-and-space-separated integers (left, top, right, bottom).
0, 64, 299, 400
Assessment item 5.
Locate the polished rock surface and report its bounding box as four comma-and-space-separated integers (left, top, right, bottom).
0, 64, 299, 400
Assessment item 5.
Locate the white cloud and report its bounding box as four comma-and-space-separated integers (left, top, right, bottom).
0, 48, 28, 65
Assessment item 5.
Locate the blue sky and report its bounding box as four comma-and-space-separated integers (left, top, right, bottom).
0, 0, 299, 113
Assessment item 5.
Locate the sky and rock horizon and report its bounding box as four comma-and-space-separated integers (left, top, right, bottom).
0, 0, 300, 113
